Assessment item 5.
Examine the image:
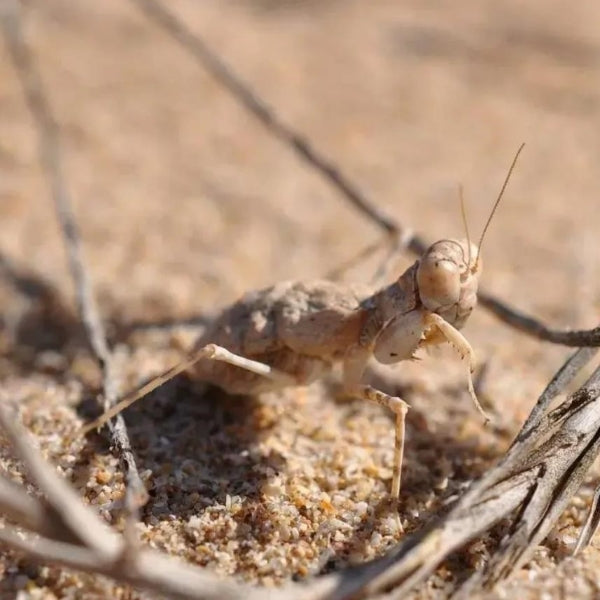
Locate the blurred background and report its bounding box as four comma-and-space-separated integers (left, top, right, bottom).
1, 0, 600, 594
3, 0, 599, 399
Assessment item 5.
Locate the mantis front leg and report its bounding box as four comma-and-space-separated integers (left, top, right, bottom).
424, 313, 490, 422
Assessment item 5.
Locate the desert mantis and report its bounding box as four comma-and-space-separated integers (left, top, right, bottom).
81, 146, 524, 519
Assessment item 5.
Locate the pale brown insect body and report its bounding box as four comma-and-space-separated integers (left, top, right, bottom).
190, 279, 369, 395
85, 238, 485, 515
83, 147, 524, 525
192, 238, 481, 402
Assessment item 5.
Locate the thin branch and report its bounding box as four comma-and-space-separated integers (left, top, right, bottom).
575, 483, 600, 554
458, 368, 600, 594
478, 291, 600, 347
0, 401, 120, 554
0, 523, 259, 600
454, 345, 599, 505
0, 1, 146, 505
127, 0, 600, 349
314, 471, 540, 600
511, 346, 598, 447
128, 0, 403, 238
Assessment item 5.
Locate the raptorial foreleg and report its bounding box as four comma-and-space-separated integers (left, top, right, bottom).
424, 312, 490, 422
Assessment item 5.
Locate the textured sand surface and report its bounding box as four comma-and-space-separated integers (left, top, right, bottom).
1, 1, 600, 598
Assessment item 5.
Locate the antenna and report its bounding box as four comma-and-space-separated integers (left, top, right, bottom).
474, 143, 525, 270
459, 183, 472, 268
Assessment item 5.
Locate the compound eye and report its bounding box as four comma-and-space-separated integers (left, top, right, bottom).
417, 257, 461, 311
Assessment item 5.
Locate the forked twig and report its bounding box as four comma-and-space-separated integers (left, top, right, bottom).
0, 1, 146, 506
452, 367, 600, 596
307, 345, 600, 599
128, 0, 600, 348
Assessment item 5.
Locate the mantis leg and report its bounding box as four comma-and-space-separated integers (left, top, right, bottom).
343, 346, 409, 525
195, 343, 297, 385
80, 343, 296, 436
424, 313, 490, 422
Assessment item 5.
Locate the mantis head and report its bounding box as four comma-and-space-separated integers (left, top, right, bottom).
417, 239, 480, 328
417, 142, 525, 328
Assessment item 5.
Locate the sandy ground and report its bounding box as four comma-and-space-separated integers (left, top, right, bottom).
1, 0, 600, 598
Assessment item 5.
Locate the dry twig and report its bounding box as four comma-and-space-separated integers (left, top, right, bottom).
129, 0, 403, 239
0, 402, 281, 600
0, 1, 146, 505
305, 346, 600, 599
3, 3, 600, 599
1, 347, 599, 599
478, 291, 600, 347
128, 0, 600, 348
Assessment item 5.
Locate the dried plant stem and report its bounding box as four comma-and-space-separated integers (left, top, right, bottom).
0, 1, 146, 506
310, 345, 600, 599
0, 403, 280, 600
478, 291, 600, 347
129, 0, 402, 238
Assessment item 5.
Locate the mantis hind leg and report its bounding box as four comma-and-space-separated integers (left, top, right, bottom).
80, 343, 298, 436
195, 344, 297, 386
